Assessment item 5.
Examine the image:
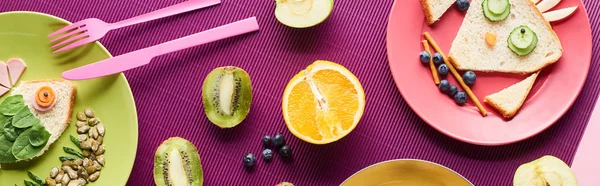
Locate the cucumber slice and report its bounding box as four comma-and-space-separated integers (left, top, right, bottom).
510, 26, 535, 49
508, 26, 538, 56
488, 0, 509, 15
483, 0, 510, 22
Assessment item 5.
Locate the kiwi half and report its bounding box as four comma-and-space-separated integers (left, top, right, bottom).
202, 66, 253, 128
153, 137, 203, 186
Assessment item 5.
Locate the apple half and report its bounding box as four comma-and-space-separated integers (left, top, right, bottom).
543, 6, 578, 22
513, 155, 578, 186
275, 0, 334, 28
537, 0, 562, 13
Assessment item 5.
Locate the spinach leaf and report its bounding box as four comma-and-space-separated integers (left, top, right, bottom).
0, 95, 24, 116
11, 127, 45, 160
3, 120, 18, 142
0, 134, 16, 163
29, 125, 50, 147
12, 106, 39, 129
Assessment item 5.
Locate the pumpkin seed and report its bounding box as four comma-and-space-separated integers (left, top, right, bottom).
82, 158, 90, 167
89, 127, 98, 139
76, 112, 86, 121
50, 167, 59, 178
67, 179, 83, 186
82, 150, 91, 157
89, 171, 100, 182
75, 121, 86, 128
85, 166, 97, 175
96, 155, 104, 166
56, 184, 63, 186
78, 168, 88, 180
87, 118, 98, 126
95, 145, 105, 155
96, 135, 103, 145
73, 158, 83, 166
80, 140, 92, 150
55, 171, 64, 183
84, 108, 94, 118
77, 126, 90, 134
96, 123, 105, 137
67, 168, 78, 180
77, 134, 87, 143
61, 172, 70, 185
46, 177, 57, 186
62, 161, 73, 167
92, 161, 102, 171
77, 178, 87, 185
91, 140, 99, 152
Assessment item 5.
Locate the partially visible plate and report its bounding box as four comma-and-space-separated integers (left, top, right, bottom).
0, 11, 138, 185
341, 159, 473, 186
386, 0, 592, 145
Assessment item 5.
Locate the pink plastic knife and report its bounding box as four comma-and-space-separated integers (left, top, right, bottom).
62, 17, 260, 80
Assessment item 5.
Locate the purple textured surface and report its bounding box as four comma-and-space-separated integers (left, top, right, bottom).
2, 0, 600, 185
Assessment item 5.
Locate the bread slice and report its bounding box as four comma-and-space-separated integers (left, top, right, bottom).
11, 79, 76, 159
421, 0, 455, 25
484, 73, 538, 118
448, 0, 563, 74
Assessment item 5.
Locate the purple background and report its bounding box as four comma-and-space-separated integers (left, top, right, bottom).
3, 0, 600, 185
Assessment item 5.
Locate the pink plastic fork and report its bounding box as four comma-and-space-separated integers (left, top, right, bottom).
47, 0, 220, 53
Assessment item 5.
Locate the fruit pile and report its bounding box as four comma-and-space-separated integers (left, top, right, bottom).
243, 133, 293, 169
419, 50, 477, 106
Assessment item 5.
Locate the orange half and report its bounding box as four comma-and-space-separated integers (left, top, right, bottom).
282, 60, 365, 144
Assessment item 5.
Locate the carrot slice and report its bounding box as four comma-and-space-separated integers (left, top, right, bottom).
36, 86, 55, 107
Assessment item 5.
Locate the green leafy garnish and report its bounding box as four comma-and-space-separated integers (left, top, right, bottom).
29, 127, 50, 147
70, 135, 81, 149
12, 106, 40, 129
27, 171, 45, 185
63, 147, 84, 158
0, 95, 24, 116
23, 180, 40, 186
59, 156, 76, 162
11, 125, 46, 160
3, 119, 18, 142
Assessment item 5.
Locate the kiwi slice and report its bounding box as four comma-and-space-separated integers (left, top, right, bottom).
202, 66, 253, 128
153, 137, 203, 186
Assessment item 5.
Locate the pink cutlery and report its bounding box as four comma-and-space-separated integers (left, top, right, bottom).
47, 0, 221, 53
62, 17, 260, 80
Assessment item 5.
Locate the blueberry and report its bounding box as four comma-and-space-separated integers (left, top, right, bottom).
462, 71, 476, 86
262, 149, 273, 162
447, 85, 459, 96
262, 135, 272, 147
456, 0, 470, 11
272, 134, 286, 148
433, 53, 443, 65
243, 153, 256, 168
454, 91, 468, 105
439, 80, 450, 93
419, 51, 431, 64
279, 145, 292, 159
438, 64, 449, 77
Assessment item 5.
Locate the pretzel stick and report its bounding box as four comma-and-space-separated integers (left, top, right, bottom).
424, 32, 488, 117
422, 40, 440, 85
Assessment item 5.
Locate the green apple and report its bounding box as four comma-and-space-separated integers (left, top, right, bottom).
513, 155, 578, 186
275, 0, 334, 28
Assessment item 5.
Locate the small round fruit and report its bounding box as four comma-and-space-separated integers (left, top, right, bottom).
275, 0, 334, 28
202, 66, 253, 128
272, 133, 286, 148
419, 51, 431, 64
262, 135, 272, 147
438, 64, 449, 77
438, 80, 450, 93
279, 145, 292, 159
462, 71, 476, 86
433, 53, 443, 65
154, 137, 203, 186
243, 153, 256, 168
456, 0, 470, 11
454, 92, 468, 105
447, 85, 459, 96
262, 149, 274, 162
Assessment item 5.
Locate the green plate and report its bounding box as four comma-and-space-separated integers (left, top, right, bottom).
0, 11, 138, 185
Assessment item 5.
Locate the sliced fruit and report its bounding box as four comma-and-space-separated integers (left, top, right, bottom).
275, 0, 334, 28
513, 155, 577, 186
485, 32, 497, 47
537, 0, 562, 13
6, 58, 26, 86
154, 137, 203, 186
508, 25, 538, 56
488, 0, 510, 15
543, 6, 578, 22
201, 66, 252, 128
282, 60, 365, 144
483, 0, 510, 22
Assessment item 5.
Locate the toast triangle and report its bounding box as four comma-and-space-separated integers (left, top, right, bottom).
421, 0, 455, 25
484, 73, 538, 119
11, 79, 76, 160
448, 0, 563, 74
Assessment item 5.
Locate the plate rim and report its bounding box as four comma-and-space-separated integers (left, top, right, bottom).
384, 0, 593, 146
0, 10, 139, 184
339, 158, 474, 185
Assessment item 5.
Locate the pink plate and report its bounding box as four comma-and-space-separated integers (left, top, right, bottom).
386, 0, 592, 146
